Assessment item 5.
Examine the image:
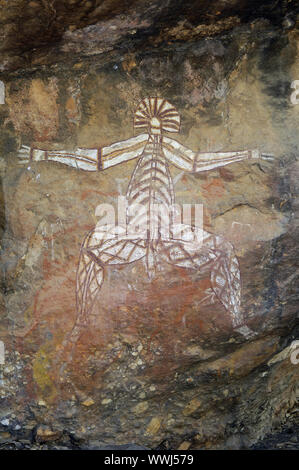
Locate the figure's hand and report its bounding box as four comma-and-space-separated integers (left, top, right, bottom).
260, 153, 275, 161
17, 145, 31, 164
17, 146, 47, 164
251, 149, 274, 161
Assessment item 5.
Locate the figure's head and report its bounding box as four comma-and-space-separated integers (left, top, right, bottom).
149, 116, 162, 135
134, 97, 180, 136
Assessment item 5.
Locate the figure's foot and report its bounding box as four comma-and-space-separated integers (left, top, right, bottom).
234, 324, 257, 339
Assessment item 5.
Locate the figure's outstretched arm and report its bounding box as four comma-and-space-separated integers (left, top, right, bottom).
17, 133, 149, 171
162, 136, 274, 172
18, 145, 98, 171
192, 148, 274, 172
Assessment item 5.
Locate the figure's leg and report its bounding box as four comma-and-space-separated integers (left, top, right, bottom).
58, 226, 146, 364
158, 224, 243, 328
209, 237, 241, 327
65, 229, 104, 348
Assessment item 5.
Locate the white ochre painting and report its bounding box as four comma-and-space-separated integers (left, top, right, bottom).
18, 97, 273, 347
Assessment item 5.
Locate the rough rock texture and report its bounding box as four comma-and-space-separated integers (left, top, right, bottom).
0, 0, 298, 74
0, 1, 298, 450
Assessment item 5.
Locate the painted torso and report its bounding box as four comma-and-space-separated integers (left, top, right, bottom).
126, 135, 174, 242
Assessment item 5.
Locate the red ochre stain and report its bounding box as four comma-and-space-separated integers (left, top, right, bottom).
202, 178, 226, 198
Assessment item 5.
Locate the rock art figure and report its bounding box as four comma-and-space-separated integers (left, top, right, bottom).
18, 97, 273, 349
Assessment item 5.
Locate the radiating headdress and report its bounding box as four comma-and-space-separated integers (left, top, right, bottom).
134, 97, 180, 134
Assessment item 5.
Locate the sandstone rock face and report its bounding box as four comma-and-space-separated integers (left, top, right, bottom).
0, 1, 298, 449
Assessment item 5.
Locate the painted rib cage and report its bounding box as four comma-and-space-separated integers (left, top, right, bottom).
126, 136, 175, 242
